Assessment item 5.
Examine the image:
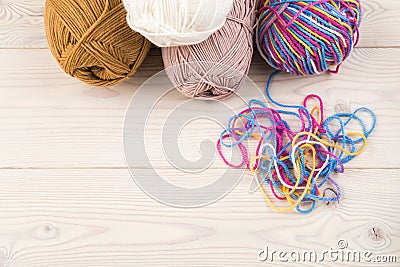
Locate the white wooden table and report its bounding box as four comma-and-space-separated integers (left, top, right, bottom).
0, 1, 399, 266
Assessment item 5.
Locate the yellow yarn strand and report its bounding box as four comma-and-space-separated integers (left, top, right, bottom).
251, 130, 368, 212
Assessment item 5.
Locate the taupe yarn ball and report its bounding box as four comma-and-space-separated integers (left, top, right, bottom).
162, 0, 256, 100
45, 0, 151, 86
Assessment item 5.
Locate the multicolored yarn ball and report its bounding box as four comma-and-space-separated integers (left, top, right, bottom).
217, 71, 376, 214
123, 0, 233, 47
162, 0, 256, 100
45, 0, 151, 86
256, 0, 362, 75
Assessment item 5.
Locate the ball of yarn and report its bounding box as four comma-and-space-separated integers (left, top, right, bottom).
257, 0, 361, 75
162, 0, 256, 100
122, 0, 234, 47
44, 0, 151, 86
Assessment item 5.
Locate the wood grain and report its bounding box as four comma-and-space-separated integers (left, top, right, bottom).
0, 169, 398, 267
0, 0, 399, 48
0, 48, 398, 169
0, 0, 45, 48
361, 0, 400, 47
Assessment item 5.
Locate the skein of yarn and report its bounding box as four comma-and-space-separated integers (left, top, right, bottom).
45, 0, 151, 86
162, 0, 257, 100
256, 0, 361, 75
122, 0, 234, 47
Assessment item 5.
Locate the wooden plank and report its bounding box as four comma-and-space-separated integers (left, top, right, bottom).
0, 0, 45, 48
0, 48, 398, 169
0, 0, 399, 48
0, 168, 398, 266
360, 0, 400, 47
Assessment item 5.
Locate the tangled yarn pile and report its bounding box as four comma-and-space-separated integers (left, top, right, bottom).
162, 0, 256, 99
217, 71, 376, 213
257, 0, 362, 75
123, 0, 233, 47
45, 0, 151, 86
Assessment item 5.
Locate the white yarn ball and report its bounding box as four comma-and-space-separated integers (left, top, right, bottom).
122, 0, 234, 47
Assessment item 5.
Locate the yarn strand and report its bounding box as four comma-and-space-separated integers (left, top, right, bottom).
217, 71, 376, 214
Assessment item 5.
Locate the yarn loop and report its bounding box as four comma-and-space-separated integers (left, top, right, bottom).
217, 71, 376, 213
